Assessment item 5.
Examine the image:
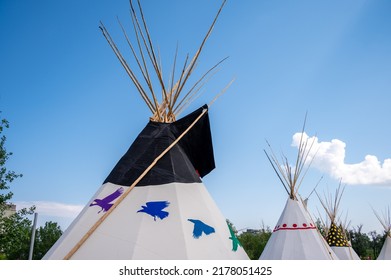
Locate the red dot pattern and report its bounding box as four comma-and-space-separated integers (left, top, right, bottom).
273, 222, 316, 232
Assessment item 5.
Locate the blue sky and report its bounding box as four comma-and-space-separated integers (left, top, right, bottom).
1, 0, 390, 235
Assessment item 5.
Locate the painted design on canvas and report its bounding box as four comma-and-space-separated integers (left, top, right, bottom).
89, 187, 124, 213
227, 221, 242, 251
188, 219, 215, 239
137, 201, 170, 221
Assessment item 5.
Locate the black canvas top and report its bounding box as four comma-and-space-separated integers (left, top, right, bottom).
104, 105, 215, 186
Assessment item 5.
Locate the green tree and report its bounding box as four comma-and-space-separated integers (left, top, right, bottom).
238, 226, 272, 260
0, 113, 36, 259
0, 207, 35, 259
0, 117, 22, 214
368, 230, 385, 259
315, 218, 327, 239
349, 225, 371, 259
33, 221, 62, 260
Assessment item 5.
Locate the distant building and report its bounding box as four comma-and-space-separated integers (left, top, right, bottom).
245, 229, 261, 234
2, 203, 16, 218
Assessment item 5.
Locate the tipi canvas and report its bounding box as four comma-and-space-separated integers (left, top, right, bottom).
260, 197, 336, 259
378, 235, 391, 260
44, 0, 248, 260
373, 206, 391, 260
259, 124, 337, 260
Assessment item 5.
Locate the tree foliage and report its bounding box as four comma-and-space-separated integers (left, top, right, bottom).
33, 221, 63, 259
0, 114, 31, 259
0, 208, 35, 259
0, 117, 22, 213
0, 214, 62, 259
0, 114, 63, 259
349, 225, 371, 259
368, 230, 386, 259
238, 226, 272, 260
315, 218, 327, 239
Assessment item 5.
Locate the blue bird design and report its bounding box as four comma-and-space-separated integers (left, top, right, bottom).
137, 201, 170, 221
187, 219, 215, 239
89, 187, 124, 213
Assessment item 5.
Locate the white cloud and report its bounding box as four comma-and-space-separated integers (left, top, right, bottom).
15, 201, 83, 218
291, 132, 391, 186
13, 201, 84, 230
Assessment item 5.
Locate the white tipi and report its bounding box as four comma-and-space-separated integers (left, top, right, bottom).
43, 0, 248, 260
373, 206, 391, 260
259, 125, 337, 260
316, 185, 360, 260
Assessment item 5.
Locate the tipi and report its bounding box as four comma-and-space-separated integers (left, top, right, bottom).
259, 125, 337, 260
316, 185, 360, 260
373, 206, 391, 260
43, 0, 248, 260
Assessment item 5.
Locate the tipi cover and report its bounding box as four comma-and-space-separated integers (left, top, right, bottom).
43, 106, 248, 259
377, 235, 391, 260
260, 197, 337, 260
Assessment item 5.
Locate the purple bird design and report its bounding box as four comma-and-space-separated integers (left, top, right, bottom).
89, 187, 124, 213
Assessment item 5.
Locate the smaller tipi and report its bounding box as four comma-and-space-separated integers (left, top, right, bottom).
259, 124, 337, 260
373, 206, 391, 260
316, 184, 360, 260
